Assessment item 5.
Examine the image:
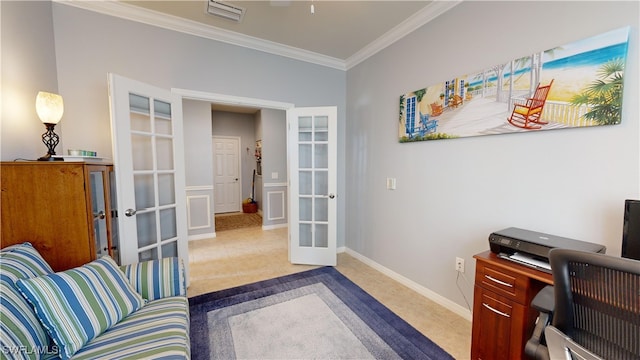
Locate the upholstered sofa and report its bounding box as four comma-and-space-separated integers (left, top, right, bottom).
0, 243, 190, 360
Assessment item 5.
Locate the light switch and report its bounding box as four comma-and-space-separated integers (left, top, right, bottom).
386, 178, 396, 190
271, 172, 278, 179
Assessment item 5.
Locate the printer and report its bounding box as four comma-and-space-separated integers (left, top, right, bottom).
489, 227, 606, 273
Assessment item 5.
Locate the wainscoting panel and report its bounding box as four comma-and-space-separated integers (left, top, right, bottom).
186, 186, 214, 240
263, 183, 287, 228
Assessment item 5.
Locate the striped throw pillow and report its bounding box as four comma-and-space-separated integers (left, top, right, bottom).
121, 257, 185, 301
16, 256, 146, 360
0, 243, 56, 360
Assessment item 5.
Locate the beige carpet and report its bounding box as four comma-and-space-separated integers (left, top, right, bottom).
215, 212, 262, 232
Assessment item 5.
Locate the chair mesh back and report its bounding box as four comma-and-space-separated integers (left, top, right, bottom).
568, 261, 640, 359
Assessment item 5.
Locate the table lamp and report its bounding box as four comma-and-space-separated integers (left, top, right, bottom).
36, 91, 64, 161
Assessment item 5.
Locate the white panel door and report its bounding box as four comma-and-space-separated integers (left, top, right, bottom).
288, 106, 337, 266
108, 73, 189, 280
212, 136, 241, 214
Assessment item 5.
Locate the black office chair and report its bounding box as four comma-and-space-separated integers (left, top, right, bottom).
526, 248, 640, 360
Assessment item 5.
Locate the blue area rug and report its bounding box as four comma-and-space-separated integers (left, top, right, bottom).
189, 267, 454, 360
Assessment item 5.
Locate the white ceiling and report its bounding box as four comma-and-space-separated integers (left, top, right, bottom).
63, 0, 460, 70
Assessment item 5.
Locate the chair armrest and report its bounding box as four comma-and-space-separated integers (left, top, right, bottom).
545, 325, 604, 360
120, 257, 186, 301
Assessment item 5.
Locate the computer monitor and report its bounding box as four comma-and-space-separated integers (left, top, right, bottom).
622, 199, 640, 261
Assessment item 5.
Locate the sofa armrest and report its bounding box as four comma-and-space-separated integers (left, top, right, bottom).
120, 257, 186, 301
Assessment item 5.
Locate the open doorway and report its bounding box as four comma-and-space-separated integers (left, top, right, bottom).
196, 94, 290, 234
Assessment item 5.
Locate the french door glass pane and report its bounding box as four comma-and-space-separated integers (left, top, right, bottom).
160, 208, 177, 240
154, 100, 172, 135
314, 171, 327, 195
299, 224, 312, 247
158, 173, 175, 206
315, 198, 328, 222
299, 198, 312, 221
139, 248, 157, 262
299, 171, 312, 195
315, 224, 328, 248
134, 174, 155, 209
130, 112, 150, 133
136, 211, 157, 248
156, 137, 174, 170
161, 241, 178, 258
314, 144, 328, 169
299, 144, 311, 168
314, 115, 328, 141
131, 134, 153, 170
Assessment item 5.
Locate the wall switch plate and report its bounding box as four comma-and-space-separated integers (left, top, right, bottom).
386, 178, 396, 190
271, 172, 278, 179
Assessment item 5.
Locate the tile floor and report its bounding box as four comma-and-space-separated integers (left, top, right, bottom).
188, 226, 472, 359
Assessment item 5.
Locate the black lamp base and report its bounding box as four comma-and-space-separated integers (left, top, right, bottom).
39, 123, 62, 161
38, 153, 63, 161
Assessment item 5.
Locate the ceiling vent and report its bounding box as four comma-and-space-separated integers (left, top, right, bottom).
206, 1, 246, 22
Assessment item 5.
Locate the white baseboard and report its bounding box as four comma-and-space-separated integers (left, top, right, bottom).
262, 223, 288, 231
344, 247, 472, 322
188, 232, 215, 241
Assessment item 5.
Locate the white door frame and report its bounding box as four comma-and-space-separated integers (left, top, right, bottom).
212, 135, 242, 213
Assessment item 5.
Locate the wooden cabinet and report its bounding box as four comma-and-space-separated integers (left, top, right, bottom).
1, 162, 117, 271
471, 251, 553, 360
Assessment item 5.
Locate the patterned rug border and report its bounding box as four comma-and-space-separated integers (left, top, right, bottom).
189, 267, 453, 360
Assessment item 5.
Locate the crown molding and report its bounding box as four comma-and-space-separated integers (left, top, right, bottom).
54, 0, 458, 72
345, 1, 462, 70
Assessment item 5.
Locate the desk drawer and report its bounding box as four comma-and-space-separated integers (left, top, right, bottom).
476, 262, 529, 304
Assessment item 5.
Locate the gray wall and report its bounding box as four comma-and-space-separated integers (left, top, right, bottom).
259, 109, 288, 227
183, 99, 215, 238
1, 1, 59, 161
211, 110, 257, 203
346, 1, 639, 311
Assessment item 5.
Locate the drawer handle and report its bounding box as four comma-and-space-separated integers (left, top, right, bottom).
485, 275, 513, 288
483, 303, 511, 318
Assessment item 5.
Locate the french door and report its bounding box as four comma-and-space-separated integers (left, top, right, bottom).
212, 136, 241, 213
108, 73, 189, 279
288, 107, 337, 266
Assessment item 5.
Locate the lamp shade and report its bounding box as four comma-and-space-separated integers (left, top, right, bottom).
35, 91, 64, 124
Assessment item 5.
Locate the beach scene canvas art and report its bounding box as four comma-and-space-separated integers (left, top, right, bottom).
399, 27, 630, 142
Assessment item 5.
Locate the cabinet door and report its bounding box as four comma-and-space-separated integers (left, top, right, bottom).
471, 286, 523, 359
89, 168, 110, 259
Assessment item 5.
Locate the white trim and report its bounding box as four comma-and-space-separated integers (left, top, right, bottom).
262, 223, 288, 231
187, 194, 212, 230
175, 88, 294, 110
344, 247, 473, 322
186, 185, 214, 191
55, 0, 459, 71
264, 182, 288, 188
188, 233, 215, 241
345, 1, 462, 69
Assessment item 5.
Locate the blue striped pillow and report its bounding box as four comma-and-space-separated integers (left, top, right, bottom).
0, 243, 56, 360
121, 257, 185, 301
16, 256, 146, 360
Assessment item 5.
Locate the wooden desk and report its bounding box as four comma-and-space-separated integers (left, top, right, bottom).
471, 251, 553, 359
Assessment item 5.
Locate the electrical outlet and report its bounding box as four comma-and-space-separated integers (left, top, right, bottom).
455, 257, 465, 273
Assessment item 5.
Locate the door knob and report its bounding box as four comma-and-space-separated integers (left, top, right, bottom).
329, 193, 335, 199
94, 211, 106, 220
124, 208, 137, 217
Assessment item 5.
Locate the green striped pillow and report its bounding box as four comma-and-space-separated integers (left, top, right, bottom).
0, 243, 56, 360
16, 256, 146, 360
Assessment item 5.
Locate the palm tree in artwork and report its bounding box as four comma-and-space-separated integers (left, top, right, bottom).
570, 58, 625, 125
